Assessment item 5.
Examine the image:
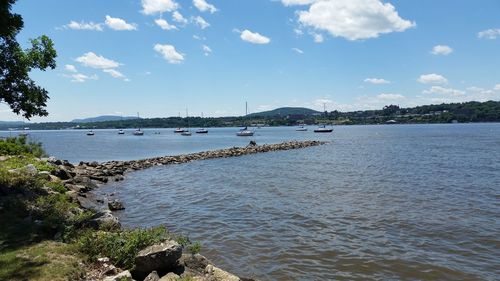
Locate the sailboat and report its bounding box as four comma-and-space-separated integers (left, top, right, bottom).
314, 104, 333, 133
237, 102, 254, 136
196, 112, 208, 134
296, 125, 308, 131
133, 112, 144, 135
86, 130, 95, 136
118, 129, 125, 135
181, 109, 192, 136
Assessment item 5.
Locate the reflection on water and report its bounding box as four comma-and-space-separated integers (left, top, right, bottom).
22, 124, 500, 280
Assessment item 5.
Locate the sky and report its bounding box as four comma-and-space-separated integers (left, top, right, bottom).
2, 0, 500, 122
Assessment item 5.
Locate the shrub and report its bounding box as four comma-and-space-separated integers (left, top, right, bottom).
187, 241, 202, 254
77, 226, 189, 269
0, 136, 46, 158
33, 193, 77, 234
45, 181, 67, 194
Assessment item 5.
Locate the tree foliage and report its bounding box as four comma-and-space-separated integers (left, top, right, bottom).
0, 0, 57, 119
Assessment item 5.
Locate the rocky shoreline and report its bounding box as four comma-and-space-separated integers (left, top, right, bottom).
43, 140, 326, 280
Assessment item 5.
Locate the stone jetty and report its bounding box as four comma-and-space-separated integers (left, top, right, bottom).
52, 140, 326, 185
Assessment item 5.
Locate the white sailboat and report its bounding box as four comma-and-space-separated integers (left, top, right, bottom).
237, 102, 254, 136
196, 112, 208, 134
296, 124, 308, 131
133, 112, 144, 135
181, 109, 192, 136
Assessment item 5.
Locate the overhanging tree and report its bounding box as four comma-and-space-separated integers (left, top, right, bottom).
0, 0, 57, 119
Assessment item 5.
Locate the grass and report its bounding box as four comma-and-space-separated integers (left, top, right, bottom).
0, 241, 84, 281
0, 155, 55, 173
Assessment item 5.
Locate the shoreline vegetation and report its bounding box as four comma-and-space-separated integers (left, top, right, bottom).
1, 100, 499, 131
0, 137, 325, 280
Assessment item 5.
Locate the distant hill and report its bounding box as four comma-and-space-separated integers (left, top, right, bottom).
248, 107, 321, 117
71, 115, 138, 123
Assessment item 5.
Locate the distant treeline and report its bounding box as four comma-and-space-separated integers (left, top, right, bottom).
2, 100, 499, 130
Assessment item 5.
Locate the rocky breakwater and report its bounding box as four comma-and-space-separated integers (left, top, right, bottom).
55, 140, 326, 186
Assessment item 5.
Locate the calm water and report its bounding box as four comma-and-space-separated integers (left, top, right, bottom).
6, 124, 500, 280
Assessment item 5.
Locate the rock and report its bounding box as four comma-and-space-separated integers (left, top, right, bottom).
66, 184, 87, 193
205, 265, 240, 281
52, 167, 72, 180
87, 210, 121, 230
103, 270, 133, 281
108, 199, 125, 211
38, 171, 52, 180
180, 254, 210, 275
144, 271, 160, 281
134, 240, 182, 275
159, 272, 180, 281
97, 257, 110, 263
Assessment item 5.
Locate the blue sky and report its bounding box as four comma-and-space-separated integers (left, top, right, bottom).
2, 0, 500, 121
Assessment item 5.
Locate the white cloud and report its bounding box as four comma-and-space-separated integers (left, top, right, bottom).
312, 32, 323, 43
422, 86, 465, 97
376, 93, 404, 101
155, 18, 177, 30
105, 15, 137, 31
478, 28, 500, 40
141, 0, 178, 15
66, 73, 98, 83
63, 21, 103, 31
154, 44, 184, 64
431, 45, 453, 55
281, 0, 318, 6
417, 73, 448, 84
364, 78, 390, 84
294, 28, 304, 36
193, 16, 210, 29
295, 0, 415, 41
292, 47, 304, 54
103, 68, 126, 79
240, 29, 271, 44
193, 0, 217, 13
172, 11, 188, 25
75, 52, 121, 69
495, 84, 500, 91
65, 64, 77, 73
202, 45, 212, 56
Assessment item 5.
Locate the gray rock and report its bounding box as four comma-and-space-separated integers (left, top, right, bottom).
24, 164, 38, 175
134, 240, 182, 274
144, 271, 160, 281
88, 210, 121, 230
205, 265, 240, 281
103, 270, 133, 281
108, 199, 125, 211
52, 167, 72, 180
158, 272, 180, 281
180, 253, 210, 275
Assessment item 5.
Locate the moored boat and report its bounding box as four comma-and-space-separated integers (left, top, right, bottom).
118, 129, 125, 135
313, 125, 333, 133
196, 128, 208, 134
86, 130, 95, 136
133, 128, 144, 136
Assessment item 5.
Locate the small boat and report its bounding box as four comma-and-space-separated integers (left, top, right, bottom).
196, 128, 208, 134
181, 131, 192, 136
133, 128, 144, 136
118, 129, 125, 135
134, 112, 144, 135
237, 126, 254, 136
19, 131, 29, 137
236, 102, 254, 136
181, 108, 192, 136
86, 130, 95, 136
296, 125, 308, 131
174, 128, 185, 133
313, 125, 333, 133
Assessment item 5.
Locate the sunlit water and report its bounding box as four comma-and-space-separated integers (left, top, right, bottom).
4, 124, 499, 280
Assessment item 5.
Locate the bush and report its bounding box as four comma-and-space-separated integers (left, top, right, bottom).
45, 181, 67, 194
33, 193, 78, 235
0, 136, 46, 157
77, 226, 189, 269
187, 241, 202, 254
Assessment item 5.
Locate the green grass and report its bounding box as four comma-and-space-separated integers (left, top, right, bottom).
0, 155, 55, 173
0, 241, 84, 281
187, 241, 202, 254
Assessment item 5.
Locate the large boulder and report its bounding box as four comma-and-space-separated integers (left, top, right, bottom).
158, 272, 180, 281
52, 166, 73, 180
134, 240, 182, 275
